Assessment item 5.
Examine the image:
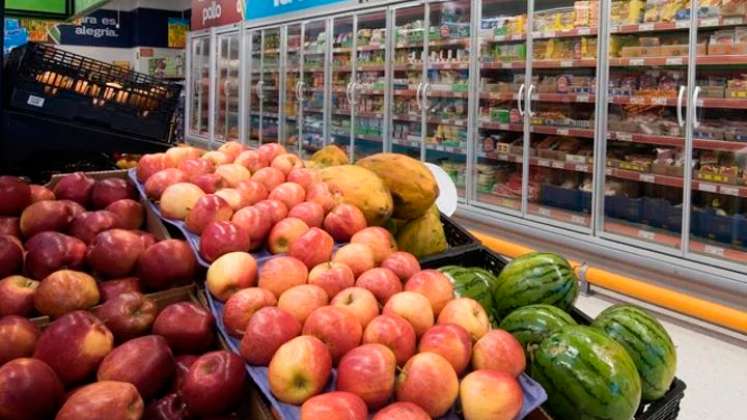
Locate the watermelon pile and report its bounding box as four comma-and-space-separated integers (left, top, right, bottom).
436, 251, 678, 420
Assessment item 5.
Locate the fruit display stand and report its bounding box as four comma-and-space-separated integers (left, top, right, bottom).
423, 247, 687, 420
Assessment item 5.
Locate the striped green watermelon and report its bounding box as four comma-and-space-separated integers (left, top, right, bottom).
530, 325, 642, 420
439, 265, 499, 324
492, 252, 578, 319
499, 304, 577, 352
592, 304, 677, 401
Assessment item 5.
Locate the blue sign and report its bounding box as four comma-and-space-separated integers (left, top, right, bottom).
245, 0, 351, 21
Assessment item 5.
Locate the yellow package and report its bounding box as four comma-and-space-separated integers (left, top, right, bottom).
628, 0, 645, 24
510, 15, 526, 36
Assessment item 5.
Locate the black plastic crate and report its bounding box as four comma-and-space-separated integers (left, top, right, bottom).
540, 184, 583, 212
420, 246, 685, 420
417, 213, 482, 264
4, 43, 181, 141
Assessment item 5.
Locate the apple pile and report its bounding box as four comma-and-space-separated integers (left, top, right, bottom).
0, 295, 252, 419
135, 142, 372, 263
0, 172, 198, 319
206, 228, 528, 419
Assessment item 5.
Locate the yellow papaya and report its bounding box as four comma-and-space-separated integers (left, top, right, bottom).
357, 153, 439, 220
310, 145, 349, 167
319, 165, 393, 226
396, 206, 447, 258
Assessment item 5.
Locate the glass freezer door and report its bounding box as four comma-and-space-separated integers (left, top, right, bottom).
247, 30, 261, 147
261, 28, 282, 144
285, 24, 302, 151
423, 0, 472, 199
330, 16, 356, 158
300, 19, 328, 159
353, 10, 388, 161
190, 36, 211, 139
473, 0, 528, 211
215, 31, 240, 143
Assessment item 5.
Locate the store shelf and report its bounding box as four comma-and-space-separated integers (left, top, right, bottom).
392, 114, 468, 127
531, 125, 595, 138
430, 62, 470, 70
396, 38, 470, 49
482, 59, 596, 69
531, 27, 598, 39
485, 33, 527, 42
357, 111, 385, 119
479, 121, 524, 132
610, 16, 747, 35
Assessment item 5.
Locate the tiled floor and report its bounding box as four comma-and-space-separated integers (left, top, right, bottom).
575, 290, 747, 420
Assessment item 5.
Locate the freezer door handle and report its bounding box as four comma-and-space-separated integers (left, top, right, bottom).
422, 83, 431, 111
517, 83, 526, 117
692, 86, 702, 129
526, 84, 536, 117
676, 85, 686, 128
255, 81, 264, 100
345, 81, 354, 105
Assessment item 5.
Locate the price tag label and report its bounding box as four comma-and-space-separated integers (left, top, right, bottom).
609, 25, 619, 33
537, 159, 550, 167
577, 94, 590, 102
639, 174, 656, 183
570, 215, 586, 225
630, 96, 646, 105
652, 97, 668, 105
578, 28, 591, 36
723, 17, 744, 26
704, 245, 725, 257
698, 183, 718, 193
666, 57, 683, 65
675, 21, 689, 29
638, 230, 656, 240
639, 23, 655, 32
720, 186, 739, 196
27, 95, 45, 108
701, 18, 719, 27
499, 123, 509, 130
552, 161, 565, 169
629, 58, 645, 66
538, 207, 552, 217
605, 168, 613, 175
616, 132, 633, 141
498, 154, 509, 161
560, 60, 573, 68
575, 164, 589, 172
502, 63, 513, 69
557, 128, 570, 136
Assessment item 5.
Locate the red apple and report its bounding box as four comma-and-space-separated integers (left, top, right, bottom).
232, 206, 272, 249
351, 227, 397, 265
240, 306, 302, 365
0, 176, 31, 216
300, 391, 368, 420
185, 194, 234, 234
269, 182, 306, 210
307, 183, 336, 213
460, 370, 523, 420
437, 298, 490, 342
87, 229, 148, 278
153, 302, 214, 354
302, 305, 362, 364
289, 227, 334, 269
268, 217, 309, 254
193, 173, 224, 194
330, 287, 379, 329
362, 314, 416, 366
372, 402, 430, 420
144, 168, 189, 200
0, 234, 23, 278
472, 329, 526, 377
138, 240, 197, 291
252, 167, 285, 192
236, 179, 268, 206
29, 184, 55, 203
333, 243, 375, 278
60, 199, 85, 219
93, 292, 158, 342
52, 172, 95, 206
91, 178, 135, 209
172, 355, 198, 392
97, 335, 175, 399
258, 143, 287, 164
355, 268, 402, 306
167, 146, 204, 166
255, 199, 288, 224
381, 252, 421, 282
323, 204, 367, 242
0, 276, 39, 316
268, 335, 331, 404
106, 199, 144, 230
99, 277, 141, 302
337, 344, 396, 408
288, 201, 325, 228
134, 230, 157, 250
144, 392, 190, 420
34, 269, 99, 317
206, 251, 257, 301
278, 284, 329, 324
19, 200, 74, 237
214, 187, 248, 210
308, 262, 355, 298
0, 217, 21, 238
181, 351, 246, 416
382, 292, 433, 338
202, 151, 232, 166
0, 316, 40, 364
199, 221, 251, 262
271, 153, 304, 175
0, 358, 64, 419
215, 163, 252, 187
138, 153, 174, 182
419, 324, 472, 375
56, 380, 143, 420
179, 158, 215, 180
258, 256, 309, 298
287, 168, 319, 191
395, 352, 459, 417
34, 310, 114, 384
218, 141, 245, 161
405, 270, 454, 315
24, 231, 87, 280
235, 149, 266, 172
159, 183, 205, 220
69, 210, 120, 244
222, 287, 276, 337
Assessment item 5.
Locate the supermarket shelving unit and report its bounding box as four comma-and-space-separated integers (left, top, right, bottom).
185, 0, 747, 290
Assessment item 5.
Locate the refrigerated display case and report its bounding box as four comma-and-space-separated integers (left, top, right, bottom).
215, 30, 240, 142
188, 33, 212, 141
298, 19, 329, 158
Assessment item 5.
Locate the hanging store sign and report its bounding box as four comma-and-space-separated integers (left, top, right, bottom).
192, 0, 244, 30
244, 0, 353, 21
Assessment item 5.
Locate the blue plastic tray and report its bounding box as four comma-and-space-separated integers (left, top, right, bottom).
204, 285, 547, 420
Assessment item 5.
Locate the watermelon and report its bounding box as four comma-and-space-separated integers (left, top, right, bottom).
492, 252, 578, 319
530, 325, 642, 420
592, 304, 677, 401
439, 265, 499, 324
499, 304, 577, 352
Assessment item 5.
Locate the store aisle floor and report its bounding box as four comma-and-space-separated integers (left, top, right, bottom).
575, 291, 746, 420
